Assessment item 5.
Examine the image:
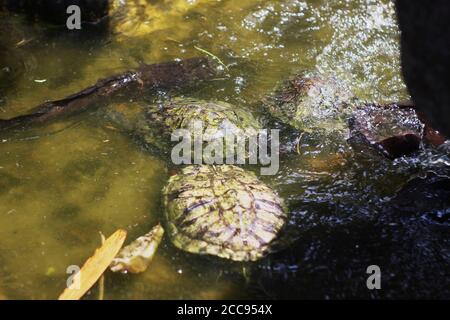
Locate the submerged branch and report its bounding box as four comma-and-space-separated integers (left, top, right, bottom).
0, 57, 220, 131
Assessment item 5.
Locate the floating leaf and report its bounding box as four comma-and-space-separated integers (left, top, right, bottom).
58, 229, 127, 300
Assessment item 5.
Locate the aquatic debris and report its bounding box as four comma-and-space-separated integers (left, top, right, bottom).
45, 266, 56, 276
110, 224, 164, 274
0, 57, 220, 131
15, 38, 33, 48
58, 229, 127, 300
98, 232, 106, 300
194, 46, 229, 72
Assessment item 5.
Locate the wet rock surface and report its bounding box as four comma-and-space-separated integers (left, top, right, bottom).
349, 103, 423, 159
348, 103, 447, 159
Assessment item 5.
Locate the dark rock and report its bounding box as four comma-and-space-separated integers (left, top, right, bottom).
349, 103, 423, 159
414, 109, 447, 147
395, 0, 450, 137
349, 103, 448, 159
377, 134, 422, 159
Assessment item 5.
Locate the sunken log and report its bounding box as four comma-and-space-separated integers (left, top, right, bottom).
0, 57, 220, 131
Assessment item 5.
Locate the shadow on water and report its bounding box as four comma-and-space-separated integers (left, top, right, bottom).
251, 173, 450, 299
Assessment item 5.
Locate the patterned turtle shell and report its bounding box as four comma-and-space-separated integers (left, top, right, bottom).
163, 165, 287, 261
105, 98, 261, 159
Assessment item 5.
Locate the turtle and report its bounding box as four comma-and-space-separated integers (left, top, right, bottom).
104, 76, 363, 267
163, 164, 287, 261
105, 97, 261, 160
265, 74, 354, 134
266, 74, 449, 158
104, 97, 288, 264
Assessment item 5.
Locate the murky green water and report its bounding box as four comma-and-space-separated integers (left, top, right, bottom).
0, 0, 449, 299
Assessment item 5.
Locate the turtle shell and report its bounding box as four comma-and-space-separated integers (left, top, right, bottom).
163, 165, 287, 261
148, 98, 260, 146
105, 98, 261, 159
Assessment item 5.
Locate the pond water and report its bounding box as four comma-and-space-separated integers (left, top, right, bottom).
0, 0, 449, 299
